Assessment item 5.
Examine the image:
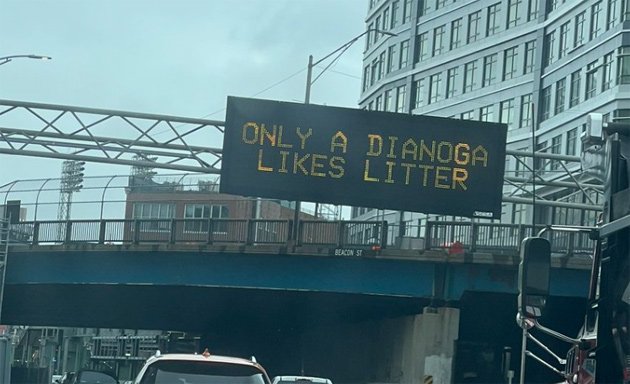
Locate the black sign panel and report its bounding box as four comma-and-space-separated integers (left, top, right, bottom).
221, 97, 507, 218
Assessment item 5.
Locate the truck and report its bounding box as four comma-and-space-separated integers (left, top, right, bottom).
517, 114, 630, 383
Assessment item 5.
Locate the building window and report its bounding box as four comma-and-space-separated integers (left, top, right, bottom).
623, 0, 630, 21
375, 16, 382, 43
396, 85, 407, 112
366, 22, 374, 49
535, 140, 548, 173
446, 67, 458, 98
468, 11, 481, 43
528, 0, 539, 21
586, 60, 598, 99
376, 95, 383, 111
403, 0, 412, 23
399, 40, 410, 68
550, 135, 562, 170
463, 60, 477, 93
541, 86, 552, 121
609, 0, 620, 29
482, 54, 497, 87
450, 18, 462, 50
575, 11, 586, 47
559, 21, 570, 59
555, 78, 566, 115
480, 105, 494, 122
461, 110, 475, 120
602, 52, 614, 90
379, 51, 386, 80
487, 3, 501, 36
413, 78, 426, 109
415, 32, 428, 63
544, 30, 556, 67
429, 73, 442, 104
520, 94, 532, 127
503, 47, 518, 80
388, 45, 398, 73
591, 1, 603, 39
391, 0, 400, 28
133, 202, 175, 232
618, 47, 630, 84
512, 204, 526, 224
436, 0, 448, 9
515, 147, 527, 177
385, 89, 394, 112
566, 128, 578, 156
570, 70, 581, 107
507, 0, 521, 28
184, 204, 229, 232
370, 59, 378, 86
363, 66, 370, 92
500, 99, 515, 128
524, 40, 536, 74
419, 0, 431, 16
433, 25, 445, 56
383, 8, 390, 31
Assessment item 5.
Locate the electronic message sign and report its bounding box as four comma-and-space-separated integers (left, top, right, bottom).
221, 97, 507, 218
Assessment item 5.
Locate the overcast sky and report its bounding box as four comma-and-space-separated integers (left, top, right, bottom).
0, 0, 367, 217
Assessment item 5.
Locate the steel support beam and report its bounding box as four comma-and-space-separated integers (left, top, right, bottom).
0, 99, 225, 173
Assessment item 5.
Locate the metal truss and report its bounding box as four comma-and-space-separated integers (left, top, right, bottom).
503, 149, 603, 211
0, 99, 224, 173
0, 99, 603, 212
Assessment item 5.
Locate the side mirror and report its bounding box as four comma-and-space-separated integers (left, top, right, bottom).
518, 237, 551, 319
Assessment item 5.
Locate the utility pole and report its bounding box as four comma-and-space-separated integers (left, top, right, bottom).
292, 29, 397, 241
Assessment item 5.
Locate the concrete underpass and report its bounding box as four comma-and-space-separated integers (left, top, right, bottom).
6, 284, 586, 383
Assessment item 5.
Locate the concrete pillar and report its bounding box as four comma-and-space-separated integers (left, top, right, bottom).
400, 307, 460, 384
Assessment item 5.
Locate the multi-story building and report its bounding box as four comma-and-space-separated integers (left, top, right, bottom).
123, 174, 321, 244
357, 0, 622, 231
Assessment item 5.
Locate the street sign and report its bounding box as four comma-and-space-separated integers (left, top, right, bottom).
221, 97, 507, 218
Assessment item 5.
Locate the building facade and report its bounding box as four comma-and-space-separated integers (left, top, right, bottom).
356, 0, 624, 230
123, 175, 320, 244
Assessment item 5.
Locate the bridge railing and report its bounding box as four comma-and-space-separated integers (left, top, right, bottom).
298, 220, 388, 247
8, 218, 293, 246
424, 220, 594, 255
7, 219, 595, 256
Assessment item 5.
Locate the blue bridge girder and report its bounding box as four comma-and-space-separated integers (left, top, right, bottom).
3, 232, 591, 331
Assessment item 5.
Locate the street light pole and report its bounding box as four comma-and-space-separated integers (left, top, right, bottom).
292, 29, 396, 241
305, 54, 314, 104
0, 54, 52, 66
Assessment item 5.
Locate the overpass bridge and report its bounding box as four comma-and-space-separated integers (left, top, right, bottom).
2, 217, 593, 382
3, 217, 592, 331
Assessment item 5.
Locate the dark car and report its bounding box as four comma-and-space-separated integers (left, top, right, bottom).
65, 369, 118, 384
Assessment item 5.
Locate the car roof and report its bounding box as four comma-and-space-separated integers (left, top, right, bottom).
273, 376, 332, 383
146, 353, 262, 368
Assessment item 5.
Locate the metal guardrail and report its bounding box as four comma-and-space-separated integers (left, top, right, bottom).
6, 219, 595, 256
425, 221, 595, 255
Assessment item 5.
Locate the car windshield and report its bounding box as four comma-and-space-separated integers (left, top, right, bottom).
77, 371, 117, 384
139, 360, 266, 384
277, 381, 320, 384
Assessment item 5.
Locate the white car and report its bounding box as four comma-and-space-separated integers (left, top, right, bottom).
134, 349, 271, 384
272, 376, 333, 384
